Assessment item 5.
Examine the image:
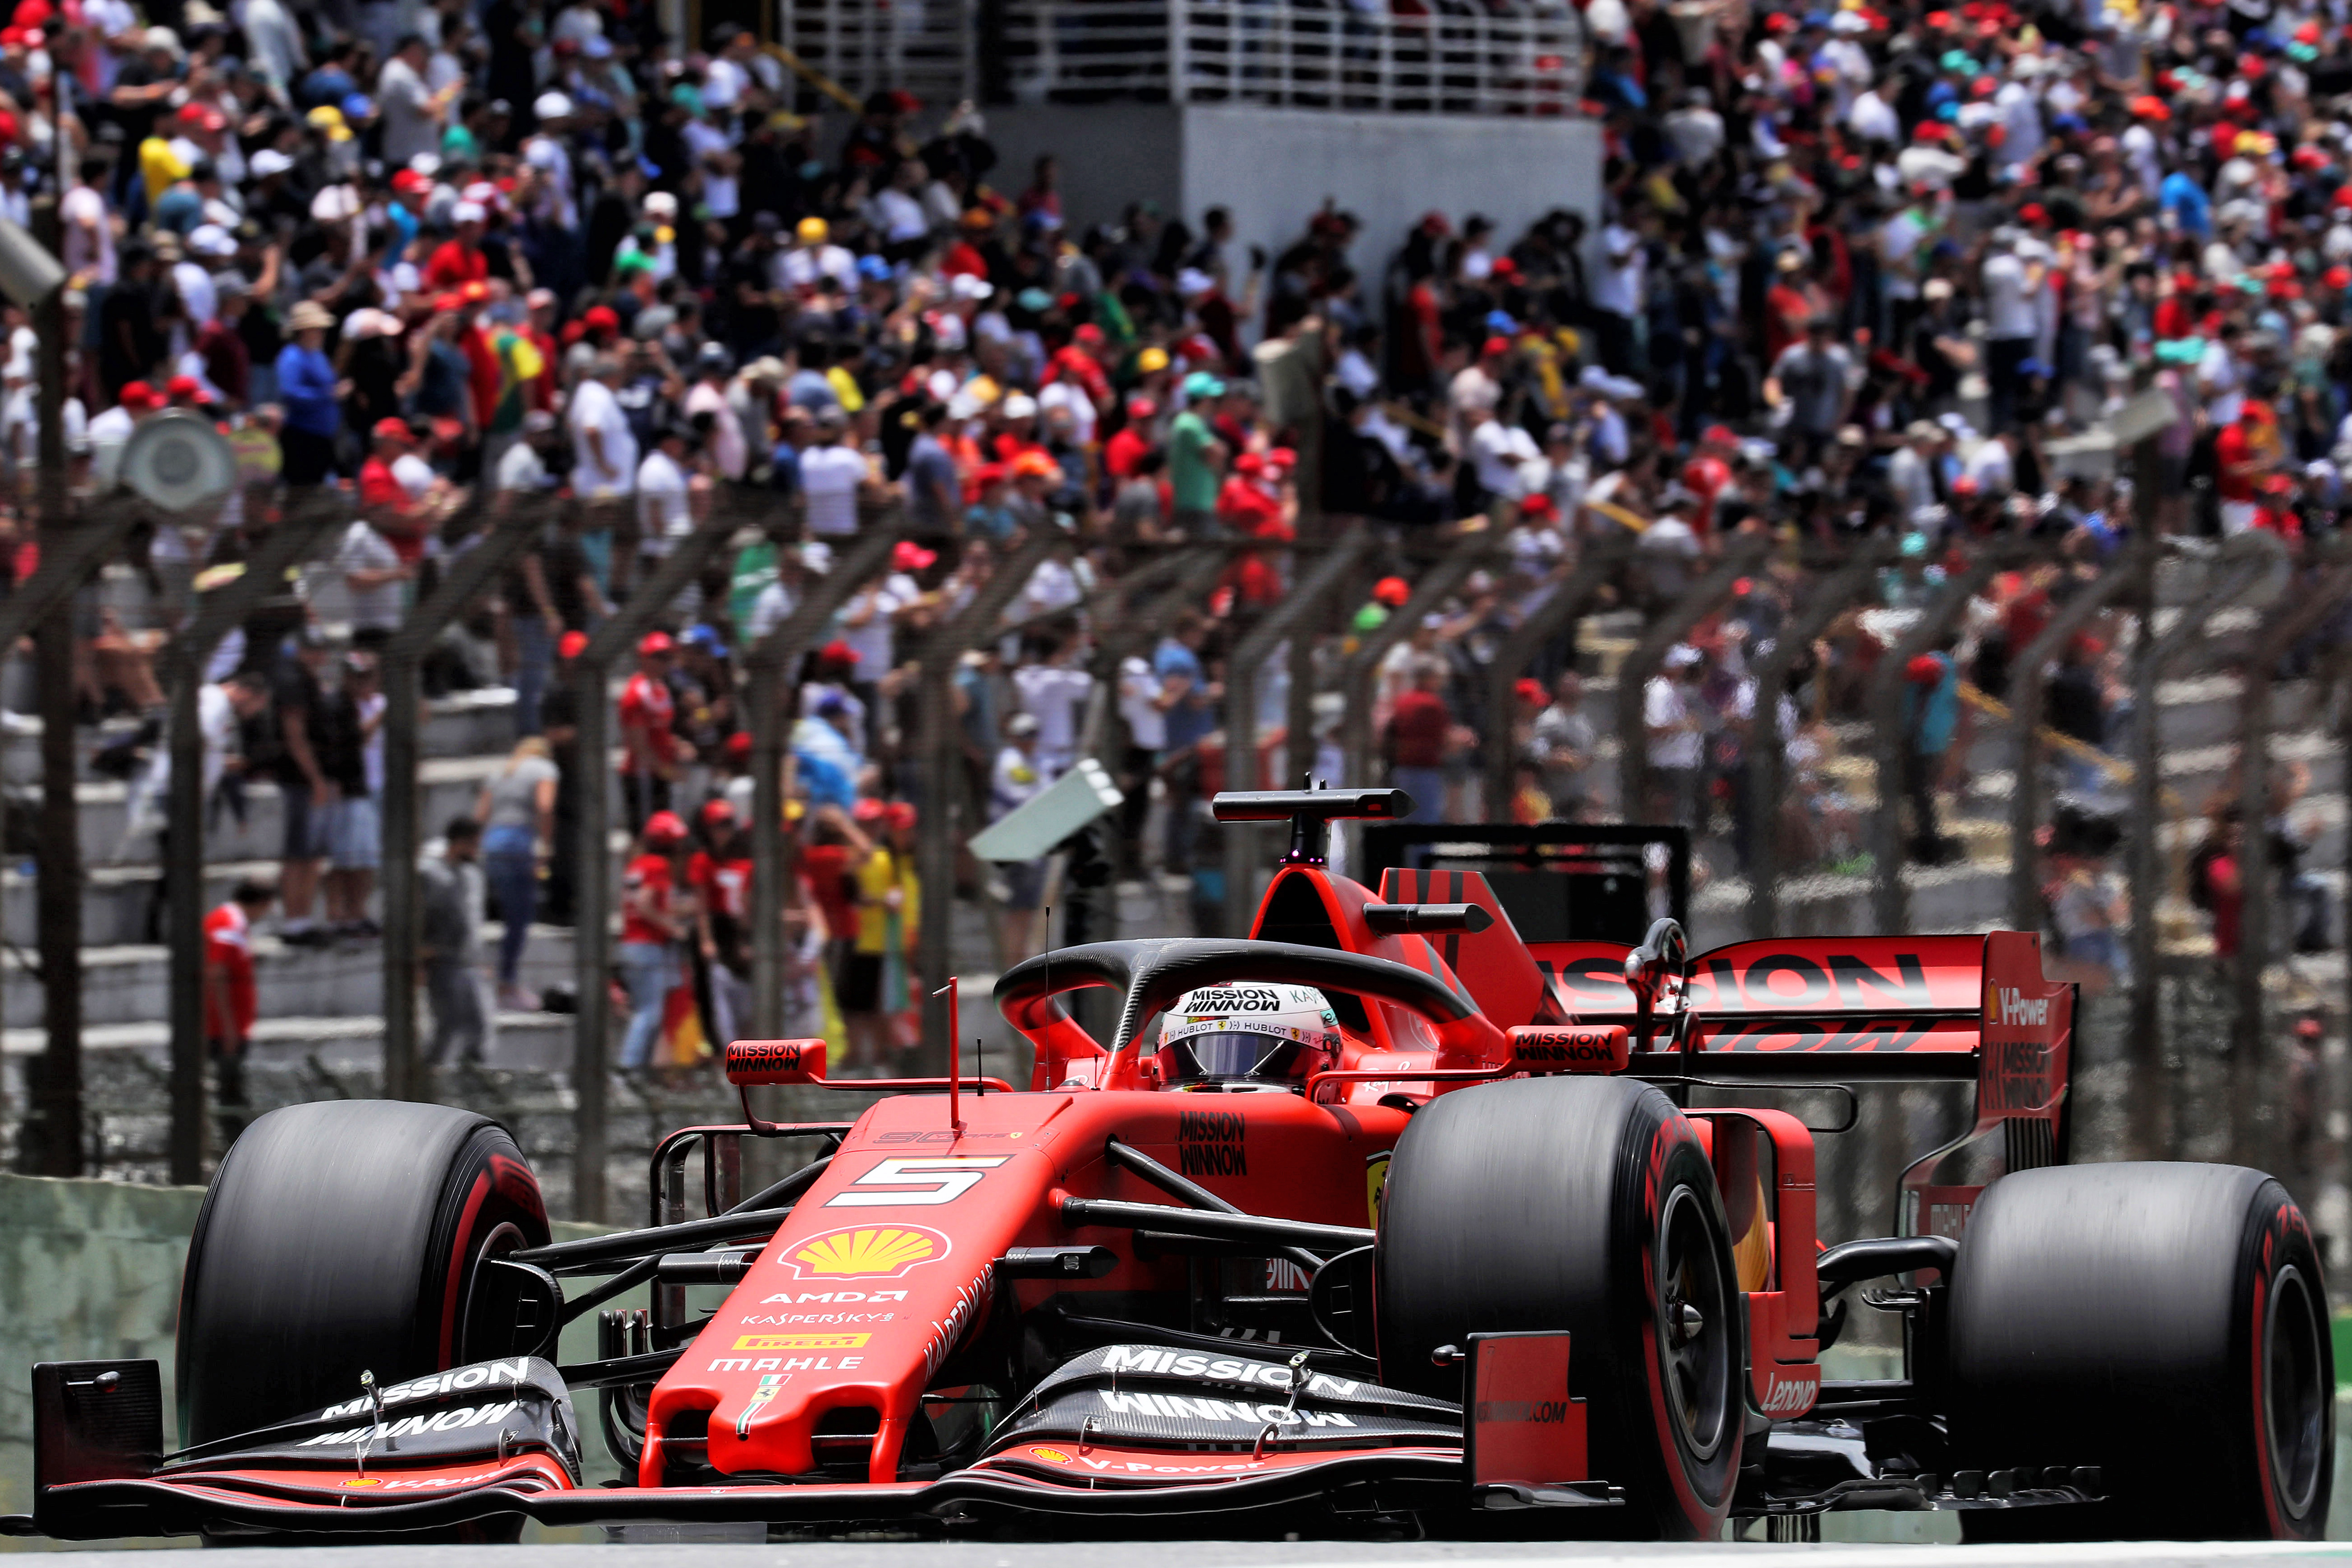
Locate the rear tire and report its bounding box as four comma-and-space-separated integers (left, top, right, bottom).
1376, 1077, 1744, 1540
176, 1100, 548, 1447
1945, 1161, 2331, 1540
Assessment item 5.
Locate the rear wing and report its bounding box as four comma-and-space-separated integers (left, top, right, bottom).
1532, 931, 2072, 1117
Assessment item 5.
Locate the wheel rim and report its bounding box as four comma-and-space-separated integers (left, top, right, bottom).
1655, 1183, 1734, 1463
2263, 1263, 2327, 1520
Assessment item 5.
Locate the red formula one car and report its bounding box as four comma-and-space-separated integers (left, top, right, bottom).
16, 789, 2332, 1543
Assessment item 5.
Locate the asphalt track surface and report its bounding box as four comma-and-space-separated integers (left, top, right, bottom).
34, 1540, 2352, 1565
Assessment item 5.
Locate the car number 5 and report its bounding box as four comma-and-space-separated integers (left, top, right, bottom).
824, 1155, 1012, 1208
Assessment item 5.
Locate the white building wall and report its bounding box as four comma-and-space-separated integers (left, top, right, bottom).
988, 104, 1605, 334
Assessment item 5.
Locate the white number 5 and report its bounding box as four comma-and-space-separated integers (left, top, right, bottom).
824, 1156, 1011, 1208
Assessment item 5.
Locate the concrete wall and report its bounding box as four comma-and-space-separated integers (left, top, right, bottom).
987, 104, 1605, 339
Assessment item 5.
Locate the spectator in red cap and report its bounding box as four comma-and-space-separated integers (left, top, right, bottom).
620, 631, 679, 830
689, 797, 753, 1047
618, 809, 691, 1073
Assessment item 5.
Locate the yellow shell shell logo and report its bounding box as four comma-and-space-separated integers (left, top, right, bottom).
1029, 1446, 1072, 1464
789, 1224, 950, 1279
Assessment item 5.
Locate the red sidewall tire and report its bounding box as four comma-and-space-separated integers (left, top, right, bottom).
176, 1101, 548, 1447
1376, 1076, 1744, 1539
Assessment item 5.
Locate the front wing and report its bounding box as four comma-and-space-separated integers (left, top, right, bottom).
20, 1345, 1530, 1540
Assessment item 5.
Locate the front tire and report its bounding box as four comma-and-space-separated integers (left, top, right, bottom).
1945, 1161, 2331, 1540
176, 1100, 548, 1447
1376, 1076, 1744, 1539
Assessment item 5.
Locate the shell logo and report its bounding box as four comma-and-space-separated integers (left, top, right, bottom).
787, 1224, 951, 1279
1028, 1446, 1072, 1465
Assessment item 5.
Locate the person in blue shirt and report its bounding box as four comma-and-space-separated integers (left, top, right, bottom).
1900, 639, 1962, 864
1153, 611, 1216, 873
2160, 169, 2212, 241
275, 299, 341, 484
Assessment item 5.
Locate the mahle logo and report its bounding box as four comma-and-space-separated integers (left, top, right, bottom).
787, 1224, 950, 1279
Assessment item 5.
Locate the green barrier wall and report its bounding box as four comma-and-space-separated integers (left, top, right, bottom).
0, 1172, 607, 1552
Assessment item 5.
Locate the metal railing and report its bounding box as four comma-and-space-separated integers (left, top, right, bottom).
777, 0, 976, 110
996, 0, 1585, 112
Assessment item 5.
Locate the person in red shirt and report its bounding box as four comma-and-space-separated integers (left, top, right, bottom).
1217, 452, 1283, 536
357, 417, 432, 566
1047, 324, 1112, 405
798, 802, 869, 994
523, 288, 561, 412
1680, 424, 1735, 536
619, 810, 690, 1072
2214, 401, 2276, 533
1385, 658, 1456, 823
425, 201, 492, 291
204, 879, 276, 1106
620, 631, 678, 830
1104, 395, 1156, 479
689, 798, 753, 1047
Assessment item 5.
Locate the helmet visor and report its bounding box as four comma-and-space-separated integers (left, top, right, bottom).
1161, 1030, 1311, 1084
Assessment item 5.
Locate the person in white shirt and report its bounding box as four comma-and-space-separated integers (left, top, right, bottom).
1592, 217, 1645, 374
796, 408, 870, 537
523, 95, 579, 228
838, 570, 918, 681
684, 344, 747, 478
375, 34, 446, 169
1665, 87, 1724, 165
1980, 229, 2039, 432
870, 159, 931, 248
567, 353, 637, 496
990, 713, 1050, 959
635, 424, 697, 560
1643, 645, 1706, 827
777, 217, 859, 291
701, 25, 753, 107
1012, 638, 1093, 778
1469, 408, 1540, 507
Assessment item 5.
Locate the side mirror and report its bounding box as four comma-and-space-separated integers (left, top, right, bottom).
724, 1038, 827, 1086
1622, 919, 1690, 1053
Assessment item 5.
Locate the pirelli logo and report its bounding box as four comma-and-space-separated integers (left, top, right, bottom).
732, 1332, 872, 1351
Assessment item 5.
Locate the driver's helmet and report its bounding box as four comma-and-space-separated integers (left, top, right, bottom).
1157, 983, 1341, 1089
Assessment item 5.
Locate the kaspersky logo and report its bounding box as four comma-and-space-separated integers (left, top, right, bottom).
783, 1224, 951, 1279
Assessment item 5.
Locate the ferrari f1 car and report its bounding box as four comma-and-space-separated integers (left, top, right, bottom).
18, 788, 2332, 1543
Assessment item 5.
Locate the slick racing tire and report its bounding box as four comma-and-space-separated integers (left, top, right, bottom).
1946, 1162, 2331, 1541
1376, 1076, 1743, 1540
177, 1100, 548, 1448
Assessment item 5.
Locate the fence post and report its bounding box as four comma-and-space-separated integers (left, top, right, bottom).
915, 528, 1066, 1072
2003, 563, 2138, 934
1744, 542, 1888, 938
379, 500, 546, 1099
1613, 534, 1770, 829
568, 507, 747, 1224
1481, 539, 1629, 821
162, 499, 347, 1185
1866, 545, 2018, 935
746, 524, 901, 1042
1221, 531, 1370, 935
2125, 532, 2282, 1159
2229, 547, 2352, 1168
0, 497, 149, 1175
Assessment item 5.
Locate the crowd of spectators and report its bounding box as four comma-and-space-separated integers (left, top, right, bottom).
24, 0, 2352, 1081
